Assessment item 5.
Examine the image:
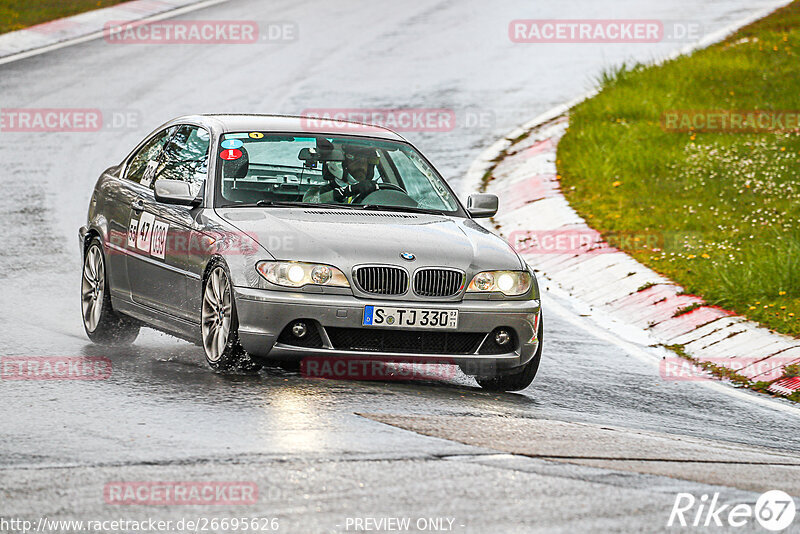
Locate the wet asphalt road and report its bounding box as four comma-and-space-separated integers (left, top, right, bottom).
1, 0, 799, 532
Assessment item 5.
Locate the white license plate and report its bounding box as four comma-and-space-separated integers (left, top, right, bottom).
363, 306, 458, 329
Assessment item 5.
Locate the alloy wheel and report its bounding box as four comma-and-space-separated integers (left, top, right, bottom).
202, 267, 233, 362
81, 245, 105, 332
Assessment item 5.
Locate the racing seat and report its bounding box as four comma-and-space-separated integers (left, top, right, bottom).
221, 146, 252, 202
302, 161, 339, 203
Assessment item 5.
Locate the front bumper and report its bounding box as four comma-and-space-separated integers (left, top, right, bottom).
234, 286, 541, 373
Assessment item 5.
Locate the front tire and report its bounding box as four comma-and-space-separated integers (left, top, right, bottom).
81, 238, 140, 345
201, 261, 261, 373
476, 316, 543, 392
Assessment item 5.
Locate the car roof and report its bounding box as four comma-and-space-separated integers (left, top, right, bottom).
170, 114, 408, 142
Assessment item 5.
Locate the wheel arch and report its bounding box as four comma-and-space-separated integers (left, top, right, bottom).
201, 254, 230, 288
83, 228, 103, 257
82, 214, 110, 257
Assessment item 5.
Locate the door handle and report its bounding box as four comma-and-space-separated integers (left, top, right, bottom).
131, 199, 145, 212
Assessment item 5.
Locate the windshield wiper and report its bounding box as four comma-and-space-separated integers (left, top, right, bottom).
232, 200, 367, 210
227, 200, 307, 208
361, 204, 447, 216
227, 200, 445, 215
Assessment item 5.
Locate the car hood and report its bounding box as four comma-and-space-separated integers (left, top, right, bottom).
216, 207, 523, 273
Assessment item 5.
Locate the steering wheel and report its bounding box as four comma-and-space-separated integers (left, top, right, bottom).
332, 181, 408, 203
352, 182, 407, 203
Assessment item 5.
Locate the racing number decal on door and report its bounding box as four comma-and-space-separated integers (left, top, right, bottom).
136, 212, 156, 253
150, 220, 169, 260
131, 213, 168, 260
127, 219, 139, 248
141, 161, 158, 188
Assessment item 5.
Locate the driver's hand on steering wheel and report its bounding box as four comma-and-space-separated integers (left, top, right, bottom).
333, 180, 378, 202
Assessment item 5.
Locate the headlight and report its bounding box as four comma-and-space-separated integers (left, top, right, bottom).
467, 270, 531, 296
256, 261, 350, 288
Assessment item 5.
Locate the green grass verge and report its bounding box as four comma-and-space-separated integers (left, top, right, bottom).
558, 1, 800, 338
0, 0, 129, 35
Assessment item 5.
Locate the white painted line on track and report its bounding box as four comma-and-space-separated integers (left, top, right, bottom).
0, 0, 231, 67
543, 286, 800, 417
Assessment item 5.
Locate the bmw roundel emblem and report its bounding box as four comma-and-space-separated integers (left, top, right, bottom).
400, 252, 415, 261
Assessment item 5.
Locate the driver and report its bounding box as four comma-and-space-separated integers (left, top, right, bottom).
341, 145, 378, 182
302, 144, 380, 204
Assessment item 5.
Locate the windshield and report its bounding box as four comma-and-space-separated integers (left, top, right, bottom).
215, 133, 462, 214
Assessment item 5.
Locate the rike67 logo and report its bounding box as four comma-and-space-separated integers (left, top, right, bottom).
668, 490, 796, 531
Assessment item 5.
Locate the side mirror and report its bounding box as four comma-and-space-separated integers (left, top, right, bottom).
466, 193, 498, 218
154, 179, 200, 206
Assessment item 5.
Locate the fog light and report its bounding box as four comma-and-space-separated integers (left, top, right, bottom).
292, 322, 308, 338
495, 329, 511, 346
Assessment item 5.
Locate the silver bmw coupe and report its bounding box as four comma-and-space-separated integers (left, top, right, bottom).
79, 114, 542, 391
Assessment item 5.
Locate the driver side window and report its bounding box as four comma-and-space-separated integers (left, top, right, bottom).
154, 125, 211, 196
125, 127, 176, 185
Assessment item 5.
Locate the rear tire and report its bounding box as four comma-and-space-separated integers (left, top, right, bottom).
476, 316, 543, 392
201, 260, 261, 373
81, 237, 140, 345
